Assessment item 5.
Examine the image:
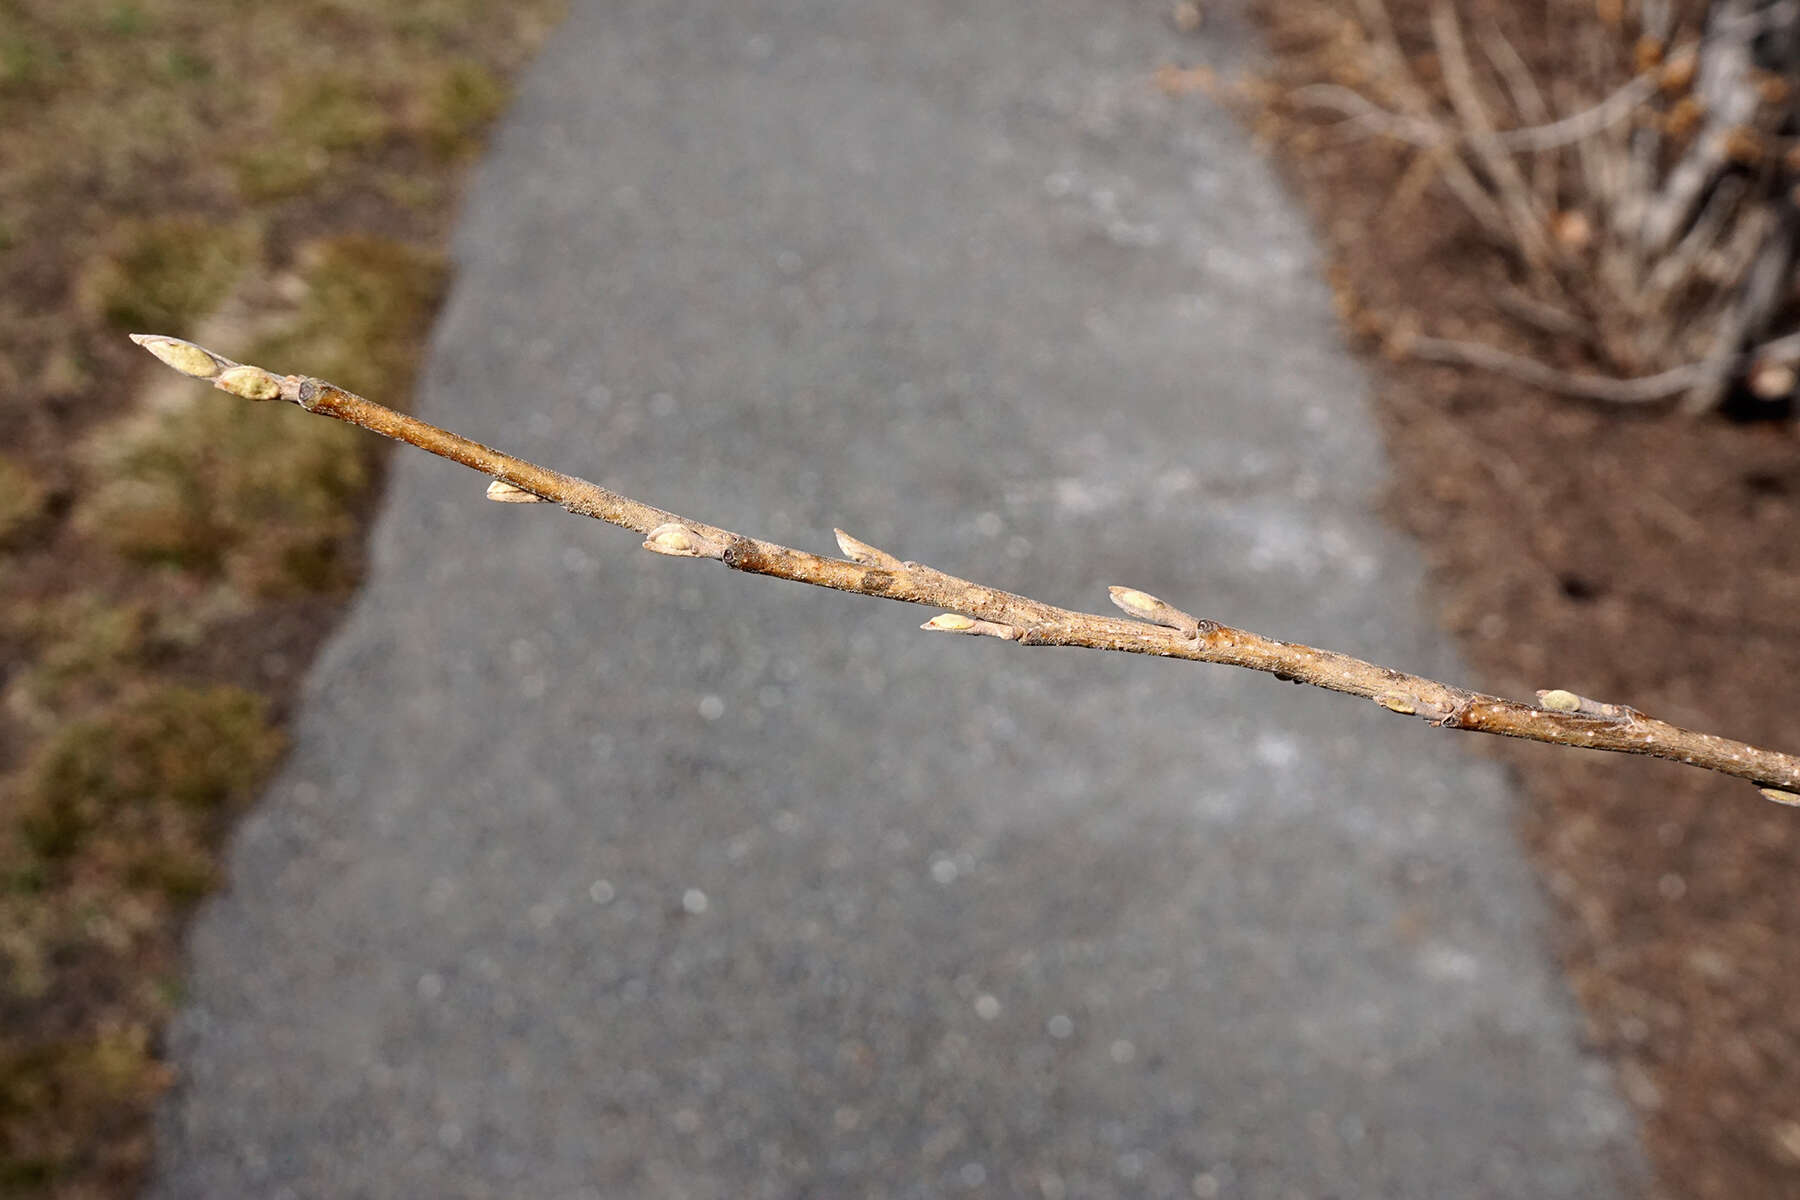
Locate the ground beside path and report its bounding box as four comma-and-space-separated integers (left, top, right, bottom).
1249, 1, 1800, 1193
151, 2, 1641, 1196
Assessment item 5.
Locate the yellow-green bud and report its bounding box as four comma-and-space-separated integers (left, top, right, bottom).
216, 365, 281, 401
133, 334, 222, 379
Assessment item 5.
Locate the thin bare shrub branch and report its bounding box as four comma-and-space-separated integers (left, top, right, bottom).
1296, 72, 1658, 153
1404, 334, 1721, 401
130, 333, 1800, 803
1265, 0, 1800, 413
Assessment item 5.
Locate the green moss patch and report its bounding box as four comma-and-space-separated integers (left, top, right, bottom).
0, 455, 49, 545
251, 233, 447, 400
77, 216, 256, 336
1, 682, 280, 1184
280, 71, 394, 153
421, 58, 508, 158
78, 235, 444, 594
17, 684, 282, 864
2, 593, 152, 723
234, 72, 397, 200
80, 390, 368, 589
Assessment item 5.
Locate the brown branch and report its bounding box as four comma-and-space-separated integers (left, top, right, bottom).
1403, 327, 1800, 405
130, 333, 1800, 804
1641, 0, 1789, 252
1477, 18, 1557, 204
1343, 0, 1517, 241
1291, 72, 1653, 154
1429, 4, 1552, 267
1494, 285, 1592, 340
1403, 335, 1720, 402
1279, 1, 1800, 413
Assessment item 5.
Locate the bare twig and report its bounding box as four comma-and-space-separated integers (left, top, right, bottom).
1404, 334, 1721, 402
1681, 213, 1800, 412
1480, 20, 1549, 127
130, 333, 1800, 802
1403, 327, 1800, 404
1346, 0, 1518, 240
1494, 285, 1593, 340
1478, 18, 1557, 202
1292, 84, 1445, 145
1430, 3, 1552, 264
1642, 0, 1789, 251
1269, 0, 1800, 414
1293, 72, 1654, 153
1491, 73, 1657, 152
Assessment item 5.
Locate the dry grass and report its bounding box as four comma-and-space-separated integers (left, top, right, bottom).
0, 0, 562, 1193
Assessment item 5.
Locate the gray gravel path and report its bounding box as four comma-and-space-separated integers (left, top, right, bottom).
152, 1, 1645, 1197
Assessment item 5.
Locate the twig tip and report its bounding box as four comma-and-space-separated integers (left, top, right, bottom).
1109, 586, 1161, 616
131, 333, 230, 380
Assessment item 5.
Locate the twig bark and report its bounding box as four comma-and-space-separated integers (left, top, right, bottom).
130, 333, 1800, 803
1404, 328, 1800, 404
1293, 44, 1651, 154
1403, 335, 1721, 402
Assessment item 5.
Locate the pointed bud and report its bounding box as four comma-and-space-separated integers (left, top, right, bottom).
1760, 787, 1800, 807
1107, 584, 1205, 637
644, 523, 698, 555
1109, 587, 1160, 617
1374, 692, 1416, 715
215, 364, 281, 401
486, 479, 548, 503
642, 522, 727, 559
920, 613, 1020, 639
1535, 688, 1631, 719
131, 333, 226, 379
834, 528, 904, 569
